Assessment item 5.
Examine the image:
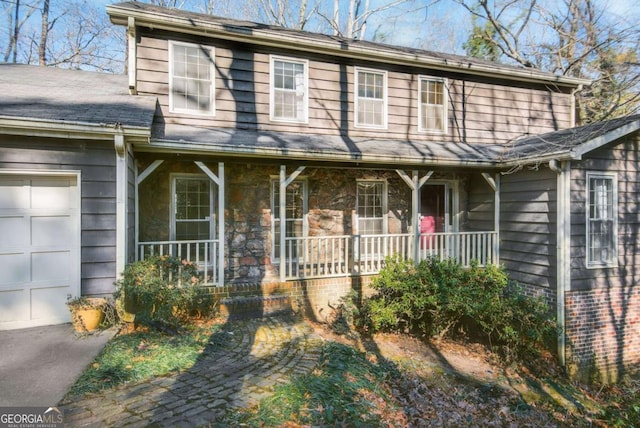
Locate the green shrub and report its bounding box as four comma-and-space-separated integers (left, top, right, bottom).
359, 256, 555, 361
115, 256, 217, 326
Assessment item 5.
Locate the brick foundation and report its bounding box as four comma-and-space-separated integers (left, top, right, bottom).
207, 276, 376, 322
565, 286, 640, 382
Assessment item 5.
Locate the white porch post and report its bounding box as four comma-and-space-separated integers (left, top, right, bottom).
114, 132, 127, 278
195, 161, 226, 286
218, 163, 225, 286
279, 167, 286, 282
135, 160, 164, 261
481, 172, 500, 265
396, 169, 433, 263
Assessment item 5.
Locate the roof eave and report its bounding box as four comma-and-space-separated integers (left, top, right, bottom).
0, 116, 151, 143
572, 119, 640, 158
107, 4, 590, 88
138, 138, 499, 168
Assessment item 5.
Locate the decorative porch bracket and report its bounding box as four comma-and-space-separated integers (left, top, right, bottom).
481, 172, 500, 265
280, 165, 306, 282
195, 162, 225, 286
396, 169, 433, 264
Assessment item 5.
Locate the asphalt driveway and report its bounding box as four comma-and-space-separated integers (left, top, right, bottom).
0, 324, 113, 406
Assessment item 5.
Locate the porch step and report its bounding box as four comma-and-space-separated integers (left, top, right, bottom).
220, 294, 292, 319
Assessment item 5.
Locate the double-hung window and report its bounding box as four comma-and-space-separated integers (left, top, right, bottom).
355, 68, 387, 128
419, 77, 447, 133
169, 41, 214, 115
171, 175, 214, 263
357, 180, 387, 235
270, 56, 308, 122
271, 178, 308, 261
586, 172, 617, 268
357, 180, 387, 259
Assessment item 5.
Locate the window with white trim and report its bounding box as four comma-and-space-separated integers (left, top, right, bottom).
169, 41, 214, 115
271, 178, 308, 260
355, 68, 387, 128
587, 172, 617, 267
171, 175, 214, 262
419, 77, 447, 133
270, 57, 308, 122
357, 180, 387, 235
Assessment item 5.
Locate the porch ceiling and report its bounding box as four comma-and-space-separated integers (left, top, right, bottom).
142, 123, 503, 168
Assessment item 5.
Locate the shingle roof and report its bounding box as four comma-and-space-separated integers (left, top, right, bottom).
0, 63, 156, 129
147, 115, 640, 169
108, 1, 588, 88
498, 114, 640, 163
149, 123, 502, 167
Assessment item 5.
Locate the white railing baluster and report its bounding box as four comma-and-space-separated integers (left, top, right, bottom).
138, 232, 497, 283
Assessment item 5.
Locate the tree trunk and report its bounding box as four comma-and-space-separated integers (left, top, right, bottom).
12, 0, 21, 63
39, 0, 50, 65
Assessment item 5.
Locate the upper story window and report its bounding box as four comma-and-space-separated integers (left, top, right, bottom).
270, 56, 308, 123
586, 172, 618, 268
419, 77, 447, 133
169, 41, 214, 116
355, 68, 387, 129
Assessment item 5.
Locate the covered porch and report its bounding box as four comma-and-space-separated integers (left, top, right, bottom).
134, 158, 500, 286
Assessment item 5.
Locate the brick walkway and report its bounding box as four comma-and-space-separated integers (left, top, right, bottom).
59, 315, 324, 427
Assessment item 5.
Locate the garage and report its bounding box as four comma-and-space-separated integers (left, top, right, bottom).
0, 173, 80, 330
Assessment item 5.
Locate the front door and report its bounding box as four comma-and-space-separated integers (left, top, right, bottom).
420, 183, 451, 233
420, 182, 457, 254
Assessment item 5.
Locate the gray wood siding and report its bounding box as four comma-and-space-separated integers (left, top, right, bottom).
136, 31, 573, 144
499, 168, 557, 289
570, 132, 640, 291
0, 136, 117, 295
465, 172, 495, 231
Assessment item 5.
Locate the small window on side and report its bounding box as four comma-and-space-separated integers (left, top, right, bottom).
586, 172, 617, 268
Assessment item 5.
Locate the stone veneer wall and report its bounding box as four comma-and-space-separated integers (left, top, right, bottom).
138, 160, 419, 283
565, 286, 640, 383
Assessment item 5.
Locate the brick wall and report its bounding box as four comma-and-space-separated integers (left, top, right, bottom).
565, 286, 640, 382
208, 276, 376, 322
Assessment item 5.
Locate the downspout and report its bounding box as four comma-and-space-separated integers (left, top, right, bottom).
127, 17, 137, 95
114, 128, 127, 279
549, 159, 570, 367
570, 85, 583, 127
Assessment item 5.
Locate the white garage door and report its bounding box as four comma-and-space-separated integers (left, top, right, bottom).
0, 173, 80, 330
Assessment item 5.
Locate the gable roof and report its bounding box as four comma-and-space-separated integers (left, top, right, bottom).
499, 114, 640, 165
107, 1, 589, 89
0, 63, 156, 140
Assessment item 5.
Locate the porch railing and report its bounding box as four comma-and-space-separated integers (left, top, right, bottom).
284, 231, 498, 280
137, 231, 497, 284
137, 239, 219, 285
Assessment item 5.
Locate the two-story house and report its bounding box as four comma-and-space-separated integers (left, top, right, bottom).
1, 1, 638, 380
